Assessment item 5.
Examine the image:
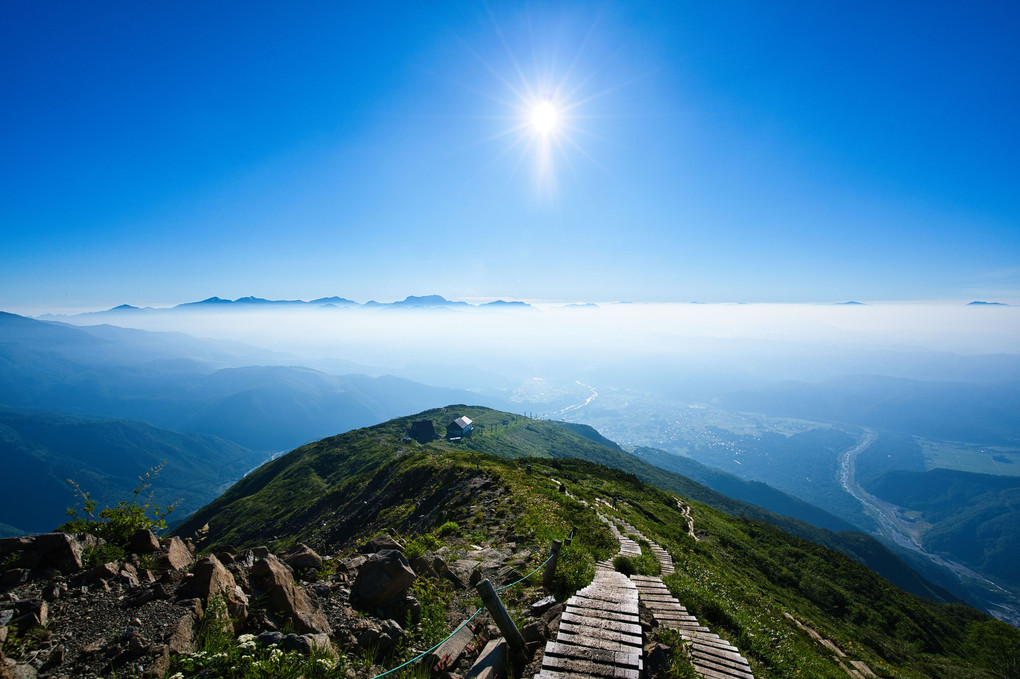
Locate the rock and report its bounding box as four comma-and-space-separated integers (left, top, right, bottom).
158, 537, 193, 571
540, 603, 564, 626
388, 593, 421, 625
351, 551, 416, 611
30, 533, 84, 573
284, 544, 323, 570
10, 601, 47, 629
127, 530, 161, 555
644, 642, 674, 679
521, 620, 548, 644
178, 555, 248, 623
165, 613, 196, 654
86, 562, 120, 584
432, 556, 465, 589
530, 595, 556, 617
360, 535, 404, 554
1, 572, 26, 588
251, 555, 330, 635
9, 664, 36, 679
410, 556, 437, 579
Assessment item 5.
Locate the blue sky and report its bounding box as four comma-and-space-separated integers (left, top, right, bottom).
2, 1, 1018, 311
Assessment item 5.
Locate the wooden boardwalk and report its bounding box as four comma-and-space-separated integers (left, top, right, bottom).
621, 519, 754, 679
538, 508, 754, 679
537, 517, 644, 679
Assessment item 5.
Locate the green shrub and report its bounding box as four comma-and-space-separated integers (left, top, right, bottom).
613, 555, 636, 576
438, 521, 460, 536
57, 465, 176, 549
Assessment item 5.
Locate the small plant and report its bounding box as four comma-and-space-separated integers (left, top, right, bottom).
82, 542, 127, 568
58, 464, 177, 548
613, 554, 637, 576
166, 595, 345, 678
437, 521, 460, 536
404, 533, 443, 560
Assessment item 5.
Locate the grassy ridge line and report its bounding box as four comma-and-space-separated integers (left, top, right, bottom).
172, 404, 1020, 677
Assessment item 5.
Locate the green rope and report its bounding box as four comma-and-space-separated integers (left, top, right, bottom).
495, 551, 555, 592
369, 606, 483, 679
368, 542, 561, 678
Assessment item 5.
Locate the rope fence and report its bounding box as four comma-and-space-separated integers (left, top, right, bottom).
368, 541, 564, 679
495, 551, 554, 592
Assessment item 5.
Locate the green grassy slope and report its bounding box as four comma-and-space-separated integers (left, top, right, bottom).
173, 405, 1018, 678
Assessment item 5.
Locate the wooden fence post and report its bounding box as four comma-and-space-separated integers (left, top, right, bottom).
542, 540, 562, 588
476, 578, 527, 661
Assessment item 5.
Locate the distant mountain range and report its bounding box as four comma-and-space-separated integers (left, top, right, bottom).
0, 312, 507, 535
39, 295, 537, 319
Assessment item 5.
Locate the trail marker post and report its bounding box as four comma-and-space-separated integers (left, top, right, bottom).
542, 539, 562, 589
476, 578, 527, 662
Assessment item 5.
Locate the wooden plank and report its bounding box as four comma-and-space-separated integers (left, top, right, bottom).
561, 611, 642, 636
685, 656, 750, 676
552, 631, 642, 654
541, 654, 640, 679
538, 666, 638, 679
689, 640, 751, 665
557, 624, 643, 649
689, 646, 752, 673
563, 601, 640, 624
543, 641, 642, 670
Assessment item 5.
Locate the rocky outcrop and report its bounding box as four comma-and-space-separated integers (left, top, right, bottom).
178, 554, 248, 623
283, 543, 323, 571
0, 534, 83, 575
251, 555, 330, 635
351, 549, 416, 612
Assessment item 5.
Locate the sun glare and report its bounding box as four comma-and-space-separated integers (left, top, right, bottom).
531, 101, 558, 134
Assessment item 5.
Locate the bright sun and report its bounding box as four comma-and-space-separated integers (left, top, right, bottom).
531, 101, 557, 134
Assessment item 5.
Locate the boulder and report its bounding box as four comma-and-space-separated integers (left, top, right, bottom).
86, 562, 120, 584
643, 642, 675, 679
127, 530, 160, 555
522, 620, 548, 644
251, 555, 330, 635
178, 555, 248, 622
9, 601, 47, 629
29, 533, 83, 573
432, 556, 465, 589
353, 617, 405, 654
530, 595, 557, 617
284, 544, 323, 570
410, 555, 437, 579
360, 535, 404, 554
158, 537, 192, 571
351, 550, 416, 611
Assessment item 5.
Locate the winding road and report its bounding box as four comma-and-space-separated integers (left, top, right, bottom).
837, 430, 1014, 605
